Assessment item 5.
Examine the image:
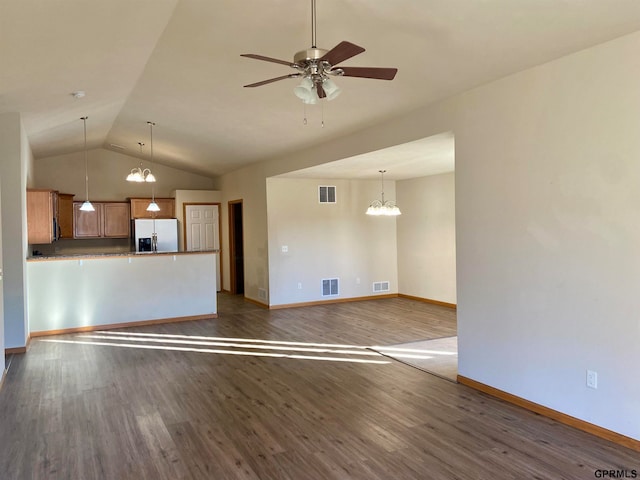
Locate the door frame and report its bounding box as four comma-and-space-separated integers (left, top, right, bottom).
228, 199, 244, 295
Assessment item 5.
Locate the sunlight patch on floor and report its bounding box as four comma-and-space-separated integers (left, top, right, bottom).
39, 336, 391, 364
38, 330, 460, 366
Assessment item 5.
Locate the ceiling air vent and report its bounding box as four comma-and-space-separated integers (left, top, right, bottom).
322, 278, 339, 297
373, 281, 390, 293
319, 185, 336, 204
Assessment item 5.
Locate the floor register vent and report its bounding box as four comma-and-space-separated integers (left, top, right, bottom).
373, 281, 390, 293
322, 278, 339, 297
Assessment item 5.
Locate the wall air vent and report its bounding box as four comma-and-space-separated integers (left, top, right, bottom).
322, 278, 339, 297
373, 281, 390, 293
319, 185, 337, 204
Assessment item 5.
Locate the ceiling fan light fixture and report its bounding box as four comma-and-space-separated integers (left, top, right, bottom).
294, 77, 321, 104
304, 90, 320, 105
241, 0, 397, 107
322, 78, 341, 100
294, 78, 315, 101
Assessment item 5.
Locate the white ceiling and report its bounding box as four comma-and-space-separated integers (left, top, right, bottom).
277, 132, 454, 180
3, 0, 640, 179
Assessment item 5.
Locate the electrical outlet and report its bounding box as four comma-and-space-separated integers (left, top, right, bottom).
586, 370, 598, 389
281, 245, 288, 253
297, 282, 302, 290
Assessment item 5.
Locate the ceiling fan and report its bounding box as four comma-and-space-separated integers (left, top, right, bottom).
241, 0, 398, 104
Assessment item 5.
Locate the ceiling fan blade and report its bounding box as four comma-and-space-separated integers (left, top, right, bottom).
338, 66, 398, 80
316, 83, 326, 99
241, 54, 297, 68
244, 74, 301, 88
319, 41, 365, 66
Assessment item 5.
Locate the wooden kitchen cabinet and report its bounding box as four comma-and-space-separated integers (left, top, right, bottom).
102, 203, 130, 237
57, 193, 75, 238
73, 202, 130, 238
73, 202, 102, 238
27, 189, 57, 244
129, 197, 175, 219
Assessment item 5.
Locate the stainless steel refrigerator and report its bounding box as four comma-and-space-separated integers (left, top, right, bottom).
134, 219, 178, 252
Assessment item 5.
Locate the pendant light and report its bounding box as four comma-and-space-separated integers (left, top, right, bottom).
146, 121, 160, 212
366, 170, 401, 216
79, 116, 95, 212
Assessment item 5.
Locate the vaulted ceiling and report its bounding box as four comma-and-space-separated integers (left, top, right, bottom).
3, 0, 640, 179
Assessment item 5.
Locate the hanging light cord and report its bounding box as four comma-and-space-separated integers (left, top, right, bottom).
148, 121, 158, 249
148, 121, 156, 203
379, 169, 386, 203
82, 116, 89, 202
138, 142, 144, 166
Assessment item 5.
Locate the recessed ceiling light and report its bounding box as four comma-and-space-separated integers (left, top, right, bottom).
72, 91, 86, 99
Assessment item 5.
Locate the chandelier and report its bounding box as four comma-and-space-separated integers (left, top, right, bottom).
126, 141, 156, 182
366, 170, 401, 216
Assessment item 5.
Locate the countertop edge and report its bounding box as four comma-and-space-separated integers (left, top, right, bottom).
27, 250, 219, 262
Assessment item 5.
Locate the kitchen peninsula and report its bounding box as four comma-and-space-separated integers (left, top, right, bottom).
27, 250, 217, 336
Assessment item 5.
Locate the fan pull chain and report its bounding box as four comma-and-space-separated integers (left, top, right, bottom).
321, 100, 325, 128
303, 103, 308, 125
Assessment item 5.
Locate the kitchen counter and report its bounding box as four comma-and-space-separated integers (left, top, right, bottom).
27, 249, 219, 261
27, 251, 218, 335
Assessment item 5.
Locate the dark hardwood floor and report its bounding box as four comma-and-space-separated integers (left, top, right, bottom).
0, 294, 636, 479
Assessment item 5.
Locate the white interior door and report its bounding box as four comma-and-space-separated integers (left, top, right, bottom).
185, 204, 220, 290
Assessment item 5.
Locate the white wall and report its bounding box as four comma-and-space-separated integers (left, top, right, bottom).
0, 181, 4, 372
397, 173, 456, 304
219, 31, 640, 440
218, 167, 270, 301
452, 34, 640, 440
0, 112, 30, 350
34, 148, 215, 201
28, 253, 217, 332
267, 177, 398, 305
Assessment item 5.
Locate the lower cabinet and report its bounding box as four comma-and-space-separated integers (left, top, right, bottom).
73, 202, 130, 238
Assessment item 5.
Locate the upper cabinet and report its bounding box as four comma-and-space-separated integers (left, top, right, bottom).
27, 189, 75, 244
73, 202, 131, 239
57, 193, 75, 239
27, 189, 57, 244
102, 203, 131, 237
73, 202, 102, 238
129, 197, 175, 219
